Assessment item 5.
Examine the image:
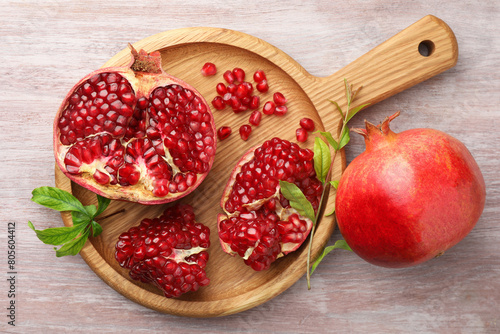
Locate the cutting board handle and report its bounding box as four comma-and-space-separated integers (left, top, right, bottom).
316, 15, 458, 124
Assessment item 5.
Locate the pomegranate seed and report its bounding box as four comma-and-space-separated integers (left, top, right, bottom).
227, 83, 237, 94
296, 128, 308, 142
235, 84, 249, 99
299, 117, 315, 131
249, 110, 262, 126
211, 96, 225, 110
275, 105, 288, 116
262, 101, 276, 115
223, 70, 235, 84
273, 92, 287, 106
241, 82, 253, 96
253, 70, 266, 82
222, 93, 232, 105
216, 83, 227, 96
249, 95, 260, 110
256, 80, 269, 93
239, 125, 252, 141
229, 96, 242, 111
201, 62, 217, 76
217, 126, 232, 140
233, 68, 246, 83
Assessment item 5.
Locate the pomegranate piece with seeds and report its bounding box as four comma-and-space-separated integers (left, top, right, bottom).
54, 44, 217, 204
218, 137, 323, 271
115, 204, 210, 298
201, 62, 217, 76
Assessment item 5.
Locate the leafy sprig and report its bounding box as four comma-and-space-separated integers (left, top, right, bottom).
280, 79, 368, 289
28, 186, 111, 257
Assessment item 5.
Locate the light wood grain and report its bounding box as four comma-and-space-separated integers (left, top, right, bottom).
2, 0, 499, 332
53, 15, 458, 318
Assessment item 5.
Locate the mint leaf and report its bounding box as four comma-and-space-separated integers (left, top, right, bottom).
28, 221, 87, 246
313, 137, 331, 184
311, 240, 352, 274
90, 220, 103, 237
55, 229, 90, 257
31, 187, 89, 216
95, 195, 111, 217
325, 205, 335, 216
279, 181, 316, 222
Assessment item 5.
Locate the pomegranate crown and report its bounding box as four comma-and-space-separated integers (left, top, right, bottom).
128, 43, 163, 74
352, 111, 400, 137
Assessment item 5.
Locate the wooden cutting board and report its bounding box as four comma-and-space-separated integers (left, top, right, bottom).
55, 15, 458, 317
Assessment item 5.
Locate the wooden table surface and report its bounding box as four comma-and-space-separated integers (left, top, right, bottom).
1, 1, 499, 333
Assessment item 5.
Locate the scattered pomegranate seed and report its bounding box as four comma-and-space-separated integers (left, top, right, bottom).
249, 95, 260, 110
273, 92, 287, 106
217, 126, 232, 140
296, 128, 308, 142
299, 117, 315, 131
223, 70, 235, 84
262, 101, 276, 115
201, 62, 217, 76
256, 80, 269, 93
230, 96, 242, 111
274, 105, 288, 116
253, 70, 266, 83
227, 83, 237, 94
235, 84, 249, 99
222, 92, 232, 105
216, 83, 227, 96
242, 82, 253, 96
239, 125, 252, 141
233, 68, 246, 83
249, 110, 262, 126
211, 96, 225, 110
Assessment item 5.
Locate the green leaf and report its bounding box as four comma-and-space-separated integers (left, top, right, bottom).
338, 128, 351, 149
329, 180, 339, 189
345, 103, 370, 123
313, 137, 331, 184
31, 187, 89, 216
279, 181, 316, 222
325, 205, 335, 216
55, 229, 90, 257
344, 79, 352, 106
317, 131, 339, 151
90, 220, 103, 237
84, 205, 97, 218
328, 100, 344, 119
311, 240, 353, 274
95, 195, 111, 217
28, 221, 87, 246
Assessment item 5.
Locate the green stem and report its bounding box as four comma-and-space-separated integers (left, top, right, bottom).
306, 102, 351, 290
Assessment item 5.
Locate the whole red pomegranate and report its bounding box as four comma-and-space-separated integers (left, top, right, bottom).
335, 112, 486, 268
115, 204, 210, 298
54, 45, 216, 204
218, 138, 323, 271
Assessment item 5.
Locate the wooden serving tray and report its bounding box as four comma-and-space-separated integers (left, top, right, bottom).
55, 15, 458, 317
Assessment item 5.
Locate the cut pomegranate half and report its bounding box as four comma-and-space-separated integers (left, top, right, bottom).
54, 45, 216, 204
217, 138, 322, 271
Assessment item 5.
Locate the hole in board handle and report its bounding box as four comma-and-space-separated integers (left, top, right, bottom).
418, 40, 435, 57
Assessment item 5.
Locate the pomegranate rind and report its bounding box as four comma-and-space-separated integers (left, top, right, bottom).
53, 50, 216, 205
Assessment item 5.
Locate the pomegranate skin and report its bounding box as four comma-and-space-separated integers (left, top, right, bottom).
335, 112, 486, 268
